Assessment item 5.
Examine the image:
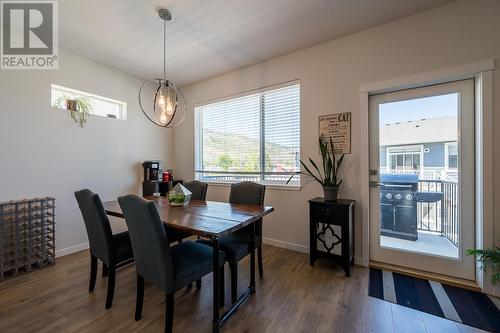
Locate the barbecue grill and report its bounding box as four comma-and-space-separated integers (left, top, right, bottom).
379, 173, 444, 241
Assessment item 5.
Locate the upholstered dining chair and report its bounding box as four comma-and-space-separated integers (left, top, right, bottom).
183, 180, 208, 200
183, 180, 208, 289
74, 189, 134, 309
198, 181, 266, 303
118, 194, 225, 333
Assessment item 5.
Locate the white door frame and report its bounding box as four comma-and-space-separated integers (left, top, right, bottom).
359, 60, 495, 295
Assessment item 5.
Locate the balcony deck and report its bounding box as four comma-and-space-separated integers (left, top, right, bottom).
381, 230, 459, 258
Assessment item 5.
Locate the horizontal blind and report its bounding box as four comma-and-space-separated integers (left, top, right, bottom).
263, 85, 300, 183
195, 83, 300, 185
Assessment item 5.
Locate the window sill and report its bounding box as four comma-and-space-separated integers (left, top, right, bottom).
201, 180, 302, 191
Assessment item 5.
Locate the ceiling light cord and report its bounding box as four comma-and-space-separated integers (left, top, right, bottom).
163, 18, 167, 82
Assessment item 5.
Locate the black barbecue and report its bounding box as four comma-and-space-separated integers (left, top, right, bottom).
380, 174, 444, 241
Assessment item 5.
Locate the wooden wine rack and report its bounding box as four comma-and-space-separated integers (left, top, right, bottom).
0, 197, 55, 280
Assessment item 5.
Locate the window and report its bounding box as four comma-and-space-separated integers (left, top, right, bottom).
387, 145, 422, 173
51, 84, 127, 120
195, 83, 300, 186
445, 142, 458, 170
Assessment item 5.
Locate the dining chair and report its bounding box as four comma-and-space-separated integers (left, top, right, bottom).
74, 189, 134, 309
118, 194, 225, 333
198, 181, 265, 303
183, 180, 208, 289
183, 180, 208, 200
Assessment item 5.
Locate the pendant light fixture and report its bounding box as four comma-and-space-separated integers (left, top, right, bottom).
139, 8, 185, 127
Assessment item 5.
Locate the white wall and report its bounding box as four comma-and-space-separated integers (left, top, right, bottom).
0, 49, 174, 255
174, 0, 500, 261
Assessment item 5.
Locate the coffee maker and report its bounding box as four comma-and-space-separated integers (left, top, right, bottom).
142, 160, 162, 182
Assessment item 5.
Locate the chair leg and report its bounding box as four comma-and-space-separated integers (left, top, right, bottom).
219, 266, 225, 308
257, 246, 264, 278
165, 293, 174, 333
89, 255, 97, 292
102, 263, 108, 277
105, 265, 116, 309
196, 278, 201, 289
135, 275, 144, 321
230, 262, 237, 304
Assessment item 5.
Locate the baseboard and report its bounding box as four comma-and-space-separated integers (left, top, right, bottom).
56, 238, 367, 267
262, 237, 309, 254
354, 256, 364, 266
55, 242, 89, 258
262, 237, 365, 266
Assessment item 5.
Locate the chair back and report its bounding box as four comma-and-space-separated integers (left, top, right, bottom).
229, 181, 265, 206
229, 182, 266, 240
74, 189, 113, 263
183, 180, 208, 200
118, 194, 174, 292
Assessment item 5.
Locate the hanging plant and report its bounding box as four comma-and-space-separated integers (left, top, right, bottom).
54, 95, 94, 128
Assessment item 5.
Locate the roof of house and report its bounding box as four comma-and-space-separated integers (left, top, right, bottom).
380, 116, 457, 146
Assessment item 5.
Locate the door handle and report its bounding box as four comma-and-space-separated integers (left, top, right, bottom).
370, 181, 384, 188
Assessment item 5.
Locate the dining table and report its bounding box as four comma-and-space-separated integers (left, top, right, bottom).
102, 195, 274, 333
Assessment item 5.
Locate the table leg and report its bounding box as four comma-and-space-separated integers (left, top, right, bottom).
212, 238, 220, 333
219, 221, 258, 327
250, 221, 256, 292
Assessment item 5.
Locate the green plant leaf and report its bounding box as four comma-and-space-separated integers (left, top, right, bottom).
466, 246, 500, 285
337, 154, 345, 171
308, 157, 324, 181
300, 160, 323, 185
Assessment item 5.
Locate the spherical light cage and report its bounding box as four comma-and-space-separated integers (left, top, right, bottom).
139, 79, 186, 128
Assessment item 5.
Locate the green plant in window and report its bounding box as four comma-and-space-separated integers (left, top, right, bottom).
466, 247, 500, 285
54, 95, 95, 128
217, 154, 235, 171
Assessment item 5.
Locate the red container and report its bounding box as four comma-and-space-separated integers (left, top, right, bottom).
162, 171, 171, 182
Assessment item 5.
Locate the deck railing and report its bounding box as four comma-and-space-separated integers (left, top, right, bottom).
417, 180, 459, 247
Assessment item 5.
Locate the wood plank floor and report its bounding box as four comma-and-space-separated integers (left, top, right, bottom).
0, 245, 486, 333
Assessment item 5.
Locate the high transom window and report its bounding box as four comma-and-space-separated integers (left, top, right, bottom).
194, 83, 300, 186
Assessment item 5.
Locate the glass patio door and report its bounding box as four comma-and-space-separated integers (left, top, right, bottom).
368, 79, 475, 281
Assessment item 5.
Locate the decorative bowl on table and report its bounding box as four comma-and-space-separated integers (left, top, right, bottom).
167, 184, 192, 206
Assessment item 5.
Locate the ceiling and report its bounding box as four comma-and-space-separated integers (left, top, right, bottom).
60, 0, 454, 87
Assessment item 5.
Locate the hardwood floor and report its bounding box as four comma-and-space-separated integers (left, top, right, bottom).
0, 244, 486, 333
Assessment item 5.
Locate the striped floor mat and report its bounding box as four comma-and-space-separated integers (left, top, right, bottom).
369, 268, 500, 332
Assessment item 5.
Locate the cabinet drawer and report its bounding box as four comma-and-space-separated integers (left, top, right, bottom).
311, 203, 347, 222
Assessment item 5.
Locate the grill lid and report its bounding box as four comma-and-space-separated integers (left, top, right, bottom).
380, 173, 419, 185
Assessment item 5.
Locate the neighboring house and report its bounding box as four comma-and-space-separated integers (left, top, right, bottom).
379, 116, 458, 181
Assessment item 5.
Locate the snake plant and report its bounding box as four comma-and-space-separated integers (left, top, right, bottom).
287, 137, 344, 187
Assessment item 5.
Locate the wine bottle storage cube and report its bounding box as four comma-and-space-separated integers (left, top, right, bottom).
0, 197, 55, 280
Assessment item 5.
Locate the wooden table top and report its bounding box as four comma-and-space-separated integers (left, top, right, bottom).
103, 196, 274, 238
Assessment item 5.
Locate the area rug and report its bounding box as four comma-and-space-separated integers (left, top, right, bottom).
368, 268, 500, 332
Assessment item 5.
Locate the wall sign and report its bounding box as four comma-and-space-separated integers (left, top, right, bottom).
319, 112, 351, 154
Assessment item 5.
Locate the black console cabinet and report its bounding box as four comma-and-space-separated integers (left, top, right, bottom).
309, 197, 355, 277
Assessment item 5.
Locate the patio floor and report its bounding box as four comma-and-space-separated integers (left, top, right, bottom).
380, 230, 459, 258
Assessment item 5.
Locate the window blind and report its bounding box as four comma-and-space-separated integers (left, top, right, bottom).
195, 83, 300, 186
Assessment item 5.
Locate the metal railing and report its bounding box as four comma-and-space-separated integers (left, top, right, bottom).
417, 180, 459, 247
195, 171, 299, 185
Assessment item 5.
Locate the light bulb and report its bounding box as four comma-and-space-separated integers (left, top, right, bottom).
157, 93, 166, 110
166, 96, 174, 115
159, 110, 168, 125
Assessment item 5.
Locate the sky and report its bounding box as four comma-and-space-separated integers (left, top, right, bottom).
379, 92, 458, 125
